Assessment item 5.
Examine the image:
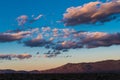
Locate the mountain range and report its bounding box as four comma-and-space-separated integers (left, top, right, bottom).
0, 60, 120, 73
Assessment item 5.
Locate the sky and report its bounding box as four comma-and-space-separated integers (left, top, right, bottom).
0, 0, 120, 71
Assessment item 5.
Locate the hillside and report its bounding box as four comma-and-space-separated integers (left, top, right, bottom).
41, 60, 120, 73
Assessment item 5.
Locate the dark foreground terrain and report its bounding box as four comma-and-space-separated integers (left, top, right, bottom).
0, 73, 120, 80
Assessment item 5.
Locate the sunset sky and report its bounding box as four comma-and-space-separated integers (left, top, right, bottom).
0, 0, 120, 71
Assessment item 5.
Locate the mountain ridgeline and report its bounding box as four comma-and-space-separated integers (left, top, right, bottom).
41, 60, 120, 73
0, 60, 120, 73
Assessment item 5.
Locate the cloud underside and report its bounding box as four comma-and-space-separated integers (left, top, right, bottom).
24, 30, 120, 49
0, 31, 31, 42
0, 27, 120, 56
63, 0, 120, 26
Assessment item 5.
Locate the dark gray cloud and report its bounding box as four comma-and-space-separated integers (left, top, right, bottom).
24, 39, 51, 47
63, 0, 120, 26
43, 50, 61, 58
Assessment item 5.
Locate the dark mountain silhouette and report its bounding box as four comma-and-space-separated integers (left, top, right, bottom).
0, 60, 120, 73
41, 60, 120, 73
0, 69, 15, 73
0, 69, 28, 74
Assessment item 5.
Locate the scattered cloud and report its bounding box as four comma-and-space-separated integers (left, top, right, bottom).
0, 53, 32, 60
1, 27, 120, 57
17, 14, 43, 26
23, 34, 51, 47
43, 50, 61, 58
63, 0, 120, 26
7, 27, 118, 56
29, 14, 43, 23
17, 15, 28, 26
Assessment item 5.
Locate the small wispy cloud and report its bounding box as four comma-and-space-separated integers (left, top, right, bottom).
16, 14, 43, 26
29, 14, 43, 23
17, 15, 28, 26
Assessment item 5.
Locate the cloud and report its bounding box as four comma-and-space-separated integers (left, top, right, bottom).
0, 53, 32, 60
42, 27, 51, 32
84, 32, 120, 48
23, 34, 51, 47
16, 54, 32, 59
23, 27, 76, 48
0, 28, 39, 42
63, 0, 120, 26
43, 50, 61, 58
0, 31, 31, 42
55, 41, 83, 50
29, 14, 43, 23
17, 14, 43, 26
54, 31, 120, 50
17, 15, 28, 26
1, 27, 120, 57
20, 28, 120, 53
18, 28, 120, 58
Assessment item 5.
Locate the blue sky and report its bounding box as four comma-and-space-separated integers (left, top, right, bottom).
0, 0, 120, 70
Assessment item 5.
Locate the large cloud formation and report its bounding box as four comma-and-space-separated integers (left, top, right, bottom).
0, 27, 120, 57
0, 53, 32, 60
22, 27, 120, 52
63, 0, 120, 26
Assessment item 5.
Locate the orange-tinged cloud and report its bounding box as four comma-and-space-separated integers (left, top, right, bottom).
63, 0, 120, 26
0, 53, 32, 60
